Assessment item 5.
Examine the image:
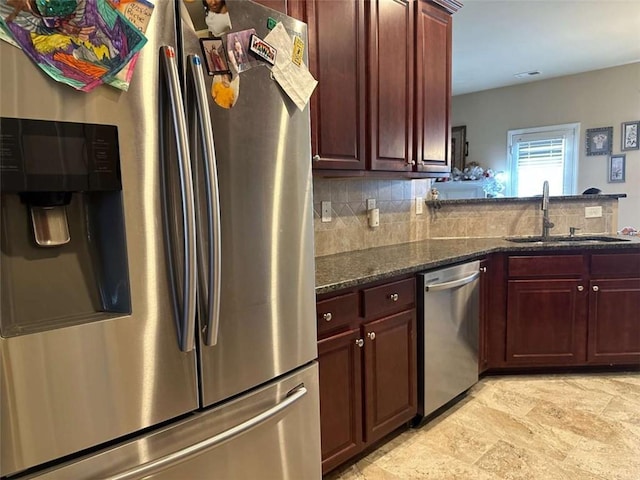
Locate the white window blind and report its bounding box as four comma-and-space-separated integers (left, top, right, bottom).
514, 136, 565, 197
507, 123, 579, 197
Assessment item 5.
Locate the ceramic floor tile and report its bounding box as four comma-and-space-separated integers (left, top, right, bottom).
474, 440, 607, 480
413, 417, 500, 465
369, 441, 500, 480
564, 373, 640, 404
562, 435, 640, 480
524, 400, 620, 445
450, 399, 581, 461
323, 373, 640, 480
600, 395, 640, 426
482, 375, 613, 415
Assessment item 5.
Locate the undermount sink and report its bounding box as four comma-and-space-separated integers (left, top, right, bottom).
506, 235, 630, 243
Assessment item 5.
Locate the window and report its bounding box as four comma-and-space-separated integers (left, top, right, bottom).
507, 123, 580, 197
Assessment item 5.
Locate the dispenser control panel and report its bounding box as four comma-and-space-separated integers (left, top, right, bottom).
0, 117, 121, 192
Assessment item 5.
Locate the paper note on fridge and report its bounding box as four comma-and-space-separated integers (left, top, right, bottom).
264, 22, 317, 111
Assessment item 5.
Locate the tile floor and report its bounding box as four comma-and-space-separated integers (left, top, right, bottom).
325, 372, 640, 480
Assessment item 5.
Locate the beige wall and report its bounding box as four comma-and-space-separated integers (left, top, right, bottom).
451, 63, 640, 230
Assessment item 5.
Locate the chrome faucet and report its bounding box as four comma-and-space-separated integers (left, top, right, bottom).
541, 180, 555, 238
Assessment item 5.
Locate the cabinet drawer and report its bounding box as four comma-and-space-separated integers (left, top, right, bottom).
508, 255, 583, 278
316, 292, 359, 335
591, 253, 640, 277
362, 278, 415, 319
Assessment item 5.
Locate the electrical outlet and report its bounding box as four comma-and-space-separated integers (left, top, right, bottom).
321, 201, 332, 222
585, 206, 602, 218
367, 198, 376, 210
415, 197, 423, 215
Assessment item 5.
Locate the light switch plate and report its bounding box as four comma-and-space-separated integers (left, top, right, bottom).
367, 198, 376, 210
321, 201, 332, 222
415, 197, 423, 215
585, 206, 602, 218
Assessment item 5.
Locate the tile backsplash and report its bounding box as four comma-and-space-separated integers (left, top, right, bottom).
313, 178, 618, 257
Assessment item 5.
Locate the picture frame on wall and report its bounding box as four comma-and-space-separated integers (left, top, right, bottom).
585, 126, 613, 156
621, 120, 639, 151
608, 154, 626, 183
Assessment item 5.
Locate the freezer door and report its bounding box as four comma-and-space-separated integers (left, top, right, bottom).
0, 2, 199, 476
180, 2, 318, 407
19, 363, 321, 480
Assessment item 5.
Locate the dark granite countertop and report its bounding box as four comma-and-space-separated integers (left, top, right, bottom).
315, 235, 640, 294
425, 193, 626, 206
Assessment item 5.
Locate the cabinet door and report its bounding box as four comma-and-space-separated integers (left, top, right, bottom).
306, 0, 366, 170
363, 310, 417, 444
588, 278, 640, 365
478, 258, 490, 373
415, 1, 452, 174
318, 328, 364, 475
506, 279, 588, 365
368, 0, 414, 171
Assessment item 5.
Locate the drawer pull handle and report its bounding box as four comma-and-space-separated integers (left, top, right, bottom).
389, 293, 399, 302
367, 332, 376, 341
322, 312, 332, 322
577, 285, 584, 292
592, 285, 599, 292
355, 338, 364, 348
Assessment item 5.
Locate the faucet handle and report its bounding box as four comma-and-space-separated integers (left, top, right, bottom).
569, 226, 581, 237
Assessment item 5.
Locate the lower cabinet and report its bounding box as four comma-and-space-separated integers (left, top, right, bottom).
318, 329, 363, 473
362, 310, 417, 445
317, 277, 417, 475
503, 251, 640, 368
506, 278, 587, 365
588, 252, 640, 364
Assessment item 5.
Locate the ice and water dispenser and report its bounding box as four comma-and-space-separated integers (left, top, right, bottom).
0, 117, 131, 336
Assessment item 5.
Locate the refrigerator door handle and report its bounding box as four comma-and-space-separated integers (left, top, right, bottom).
160, 46, 197, 352
187, 54, 222, 347
102, 385, 308, 480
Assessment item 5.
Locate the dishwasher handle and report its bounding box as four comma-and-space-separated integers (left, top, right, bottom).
424, 271, 480, 292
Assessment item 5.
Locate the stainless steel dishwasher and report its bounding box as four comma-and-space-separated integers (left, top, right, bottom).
417, 260, 480, 421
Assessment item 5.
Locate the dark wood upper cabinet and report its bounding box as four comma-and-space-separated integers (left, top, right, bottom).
305, 0, 367, 170
305, 0, 458, 175
369, 0, 414, 171
415, 0, 452, 174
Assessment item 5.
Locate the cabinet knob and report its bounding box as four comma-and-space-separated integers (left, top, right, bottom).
322, 312, 332, 322
355, 338, 364, 348
389, 293, 399, 302
480, 266, 487, 273
577, 285, 584, 291
592, 285, 599, 292
367, 332, 376, 341
312, 154, 320, 162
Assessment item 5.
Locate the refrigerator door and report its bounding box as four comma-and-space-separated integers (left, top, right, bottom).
0, 2, 199, 476
180, 2, 317, 407
19, 363, 321, 480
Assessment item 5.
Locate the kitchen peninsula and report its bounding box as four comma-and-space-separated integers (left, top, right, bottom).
314, 230, 640, 474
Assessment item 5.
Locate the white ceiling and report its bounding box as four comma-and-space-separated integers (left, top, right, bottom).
452, 0, 640, 96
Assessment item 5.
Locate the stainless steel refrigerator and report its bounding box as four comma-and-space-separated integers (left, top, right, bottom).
0, 1, 320, 478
